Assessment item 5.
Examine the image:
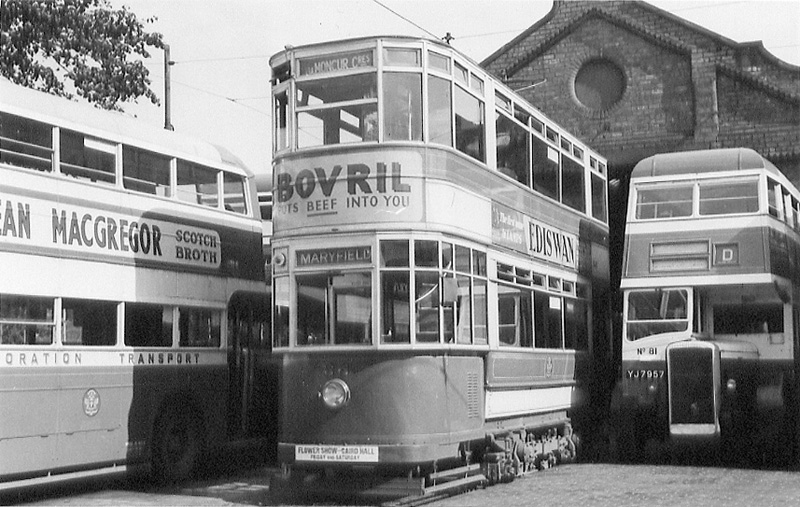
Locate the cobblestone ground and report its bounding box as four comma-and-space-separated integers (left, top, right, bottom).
427, 463, 800, 507
12, 462, 800, 506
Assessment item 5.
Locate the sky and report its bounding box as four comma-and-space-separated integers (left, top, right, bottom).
116, 0, 800, 176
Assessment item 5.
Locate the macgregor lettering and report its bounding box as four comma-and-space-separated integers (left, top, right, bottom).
52, 209, 162, 256
0, 199, 31, 239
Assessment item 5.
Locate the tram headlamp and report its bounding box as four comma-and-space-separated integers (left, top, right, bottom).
726, 378, 737, 394
321, 378, 350, 409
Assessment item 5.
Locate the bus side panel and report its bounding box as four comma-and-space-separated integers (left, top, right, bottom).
127, 363, 229, 461
279, 353, 484, 465
0, 368, 59, 476
56, 367, 131, 469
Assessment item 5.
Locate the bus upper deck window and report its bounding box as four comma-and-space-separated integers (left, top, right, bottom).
635, 185, 692, 220
0, 112, 53, 172
60, 130, 116, 184
223, 172, 247, 214
177, 161, 219, 208
699, 179, 758, 215
768, 178, 780, 218
123, 146, 170, 196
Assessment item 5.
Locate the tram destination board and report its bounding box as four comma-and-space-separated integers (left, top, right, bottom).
295, 444, 379, 463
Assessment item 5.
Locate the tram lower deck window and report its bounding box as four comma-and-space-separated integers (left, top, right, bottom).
296, 272, 372, 346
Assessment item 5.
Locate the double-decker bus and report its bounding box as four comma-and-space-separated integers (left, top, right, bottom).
0, 79, 276, 490
613, 148, 799, 464
269, 36, 610, 494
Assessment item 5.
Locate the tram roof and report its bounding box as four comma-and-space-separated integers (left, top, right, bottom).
631, 148, 782, 179
0, 78, 253, 176
270, 35, 461, 67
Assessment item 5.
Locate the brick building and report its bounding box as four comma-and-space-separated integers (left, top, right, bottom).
482, 0, 800, 285
482, 0, 799, 178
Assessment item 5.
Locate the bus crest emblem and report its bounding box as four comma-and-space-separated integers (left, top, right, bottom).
83, 388, 101, 417
545, 356, 554, 378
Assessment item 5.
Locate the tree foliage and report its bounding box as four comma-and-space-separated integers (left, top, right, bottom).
0, 0, 164, 110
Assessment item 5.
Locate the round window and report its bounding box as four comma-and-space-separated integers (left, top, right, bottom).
574, 59, 626, 111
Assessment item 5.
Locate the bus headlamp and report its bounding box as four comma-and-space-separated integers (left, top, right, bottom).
321, 378, 350, 409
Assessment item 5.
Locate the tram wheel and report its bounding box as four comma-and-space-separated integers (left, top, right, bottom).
151, 405, 204, 484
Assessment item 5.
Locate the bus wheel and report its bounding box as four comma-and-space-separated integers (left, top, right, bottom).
151, 405, 204, 484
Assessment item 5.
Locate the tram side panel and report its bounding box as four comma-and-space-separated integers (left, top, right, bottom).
279, 352, 484, 468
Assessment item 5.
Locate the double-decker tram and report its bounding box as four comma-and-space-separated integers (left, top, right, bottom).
613, 148, 799, 464
269, 36, 610, 495
0, 80, 275, 491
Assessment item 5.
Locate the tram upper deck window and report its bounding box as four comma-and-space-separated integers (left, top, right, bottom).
383, 73, 422, 141
295, 73, 377, 148
0, 112, 53, 172
123, 146, 170, 196
60, 130, 116, 184
0, 295, 54, 345
383, 47, 421, 67
274, 90, 289, 152
591, 173, 608, 222
626, 289, 689, 341
699, 179, 758, 215
454, 86, 485, 162
496, 112, 530, 186
428, 51, 450, 73
635, 184, 693, 220
561, 154, 585, 213
428, 75, 452, 147
532, 134, 559, 201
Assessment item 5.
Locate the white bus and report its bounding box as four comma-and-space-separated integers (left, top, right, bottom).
0, 79, 276, 490
612, 148, 799, 465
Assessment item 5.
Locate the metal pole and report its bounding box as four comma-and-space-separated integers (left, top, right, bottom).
164, 44, 174, 131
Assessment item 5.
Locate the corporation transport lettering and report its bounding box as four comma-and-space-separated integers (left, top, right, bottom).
4, 351, 81, 367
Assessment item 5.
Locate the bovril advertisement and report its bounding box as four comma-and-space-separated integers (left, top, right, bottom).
273, 151, 424, 228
